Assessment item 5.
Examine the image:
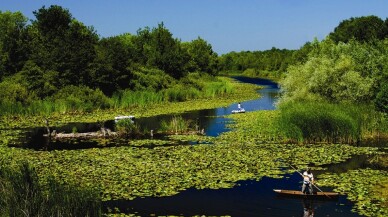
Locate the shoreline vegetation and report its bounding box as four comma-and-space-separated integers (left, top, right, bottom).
0, 76, 260, 128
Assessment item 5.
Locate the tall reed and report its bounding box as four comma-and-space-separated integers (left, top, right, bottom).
160, 116, 192, 134
276, 102, 363, 144
0, 161, 102, 217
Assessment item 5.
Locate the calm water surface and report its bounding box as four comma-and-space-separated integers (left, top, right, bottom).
21, 77, 366, 216
102, 77, 362, 217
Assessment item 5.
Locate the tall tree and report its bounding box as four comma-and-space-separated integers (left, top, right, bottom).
30, 5, 98, 88
0, 11, 28, 79
329, 15, 388, 43
133, 23, 188, 78
183, 37, 218, 75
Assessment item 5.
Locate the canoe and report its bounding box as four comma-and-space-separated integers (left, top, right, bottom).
273, 189, 339, 199
114, 115, 135, 123
231, 108, 245, 114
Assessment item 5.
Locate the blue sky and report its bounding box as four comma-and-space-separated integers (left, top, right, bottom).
1, 0, 388, 54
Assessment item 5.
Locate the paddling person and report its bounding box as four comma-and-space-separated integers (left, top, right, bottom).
301, 168, 314, 194
237, 102, 242, 111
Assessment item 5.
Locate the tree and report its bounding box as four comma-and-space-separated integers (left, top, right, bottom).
329, 15, 388, 43
90, 34, 134, 95
29, 5, 98, 88
183, 37, 218, 75
375, 83, 388, 114
0, 11, 28, 79
279, 39, 381, 105
132, 23, 188, 78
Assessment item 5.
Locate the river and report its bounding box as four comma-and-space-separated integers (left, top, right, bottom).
21, 76, 363, 216
103, 77, 361, 217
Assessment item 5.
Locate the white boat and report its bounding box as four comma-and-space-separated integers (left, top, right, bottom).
231, 108, 245, 114
114, 115, 135, 123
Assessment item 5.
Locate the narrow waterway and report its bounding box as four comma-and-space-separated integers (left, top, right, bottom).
102, 77, 362, 217
19, 77, 364, 216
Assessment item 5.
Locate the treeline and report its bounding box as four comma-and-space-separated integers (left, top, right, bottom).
218, 15, 388, 79
0, 5, 222, 115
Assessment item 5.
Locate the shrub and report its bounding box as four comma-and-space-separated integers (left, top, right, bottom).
51, 85, 112, 111
115, 119, 141, 136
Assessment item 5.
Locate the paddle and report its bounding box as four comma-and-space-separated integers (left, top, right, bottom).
289, 164, 332, 199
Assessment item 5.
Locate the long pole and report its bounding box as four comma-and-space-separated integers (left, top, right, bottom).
289, 164, 332, 199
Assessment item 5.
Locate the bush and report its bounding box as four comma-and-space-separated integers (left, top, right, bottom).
115, 119, 141, 136
51, 85, 112, 112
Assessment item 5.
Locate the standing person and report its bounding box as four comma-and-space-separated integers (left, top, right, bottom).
302, 168, 314, 194
237, 102, 242, 111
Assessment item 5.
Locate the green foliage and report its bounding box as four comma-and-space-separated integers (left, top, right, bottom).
0, 77, 35, 105
276, 102, 362, 144
129, 67, 175, 91
29, 5, 98, 87
375, 83, 388, 113
51, 85, 112, 112
218, 48, 296, 76
0, 10, 28, 78
115, 119, 141, 136
182, 37, 218, 75
0, 161, 102, 217
329, 15, 388, 43
132, 23, 188, 79
319, 169, 388, 217
279, 39, 381, 105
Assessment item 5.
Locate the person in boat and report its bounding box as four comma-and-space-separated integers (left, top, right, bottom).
237, 102, 242, 111
301, 168, 314, 194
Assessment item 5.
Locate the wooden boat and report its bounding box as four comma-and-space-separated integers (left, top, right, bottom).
273, 189, 339, 199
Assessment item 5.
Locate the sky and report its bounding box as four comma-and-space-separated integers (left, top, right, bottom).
1, 0, 388, 54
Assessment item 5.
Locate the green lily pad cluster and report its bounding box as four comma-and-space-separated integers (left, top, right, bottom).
318, 169, 388, 217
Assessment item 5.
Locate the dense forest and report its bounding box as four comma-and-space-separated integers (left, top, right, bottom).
0, 5, 388, 118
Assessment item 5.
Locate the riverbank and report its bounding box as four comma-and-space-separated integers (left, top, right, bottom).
0, 77, 260, 129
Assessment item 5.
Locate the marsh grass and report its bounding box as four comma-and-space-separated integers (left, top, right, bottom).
0, 75, 234, 117
0, 161, 101, 217
276, 102, 363, 144
160, 116, 193, 134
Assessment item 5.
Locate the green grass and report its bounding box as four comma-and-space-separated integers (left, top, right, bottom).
0, 161, 102, 217
275, 102, 364, 144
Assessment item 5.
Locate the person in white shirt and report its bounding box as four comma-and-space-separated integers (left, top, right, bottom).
302, 168, 314, 194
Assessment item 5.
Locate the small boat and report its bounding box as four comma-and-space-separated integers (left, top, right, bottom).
232, 108, 245, 114
114, 115, 135, 123
273, 189, 339, 200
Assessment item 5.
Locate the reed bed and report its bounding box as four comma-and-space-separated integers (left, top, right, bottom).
0, 76, 235, 116
276, 102, 364, 144
0, 161, 101, 217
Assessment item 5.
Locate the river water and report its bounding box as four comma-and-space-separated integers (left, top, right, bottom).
21, 77, 363, 216
103, 77, 361, 217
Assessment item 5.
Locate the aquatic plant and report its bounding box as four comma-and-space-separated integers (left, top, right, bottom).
318, 169, 388, 217
160, 116, 193, 134
0, 160, 102, 217
275, 102, 363, 144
